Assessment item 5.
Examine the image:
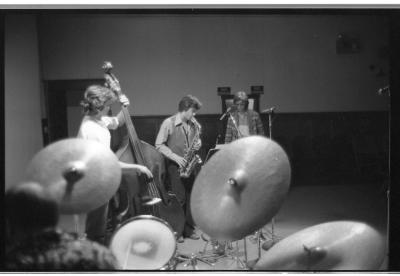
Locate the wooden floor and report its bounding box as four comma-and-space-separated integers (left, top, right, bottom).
172, 181, 388, 271
56, 178, 388, 271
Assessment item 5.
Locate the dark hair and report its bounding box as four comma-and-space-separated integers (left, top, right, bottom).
6, 229, 119, 270
6, 182, 59, 235
80, 85, 117, 115
233, 91, 249, 110
178, 95, 202, 112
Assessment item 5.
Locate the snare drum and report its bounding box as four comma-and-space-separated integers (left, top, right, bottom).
110, 215, 177, 270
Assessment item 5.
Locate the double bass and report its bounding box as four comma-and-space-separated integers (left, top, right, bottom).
103, 61, 185, 237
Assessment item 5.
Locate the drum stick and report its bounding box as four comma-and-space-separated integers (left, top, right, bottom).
244, 238, 248, 263
123, 240, 133, 269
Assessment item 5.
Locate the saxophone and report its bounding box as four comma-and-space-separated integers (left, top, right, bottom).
179, 119, 202, 178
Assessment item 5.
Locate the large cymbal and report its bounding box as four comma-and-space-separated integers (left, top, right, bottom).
25, 138, 122, 214
253, 221, 386, 270
191, 136, 291, 241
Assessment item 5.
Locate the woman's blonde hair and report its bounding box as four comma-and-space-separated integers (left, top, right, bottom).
80, 85, 117, 115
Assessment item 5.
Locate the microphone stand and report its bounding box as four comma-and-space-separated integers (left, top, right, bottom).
377, 85, 390, 267
250, 109, 280, 255
228, 112, 243, 139
268, 110, 273, 141
263, 109, 281, 249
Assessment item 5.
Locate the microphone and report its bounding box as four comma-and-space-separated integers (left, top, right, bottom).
219, 107, 233, 120
261, 106, 276, 113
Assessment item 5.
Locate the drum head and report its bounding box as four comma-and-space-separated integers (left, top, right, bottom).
110, 215, 176, 270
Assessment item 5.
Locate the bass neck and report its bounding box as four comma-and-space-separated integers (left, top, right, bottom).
120, 106, 145, 162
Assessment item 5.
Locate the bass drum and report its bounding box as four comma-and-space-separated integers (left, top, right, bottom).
110, 215, 177, 270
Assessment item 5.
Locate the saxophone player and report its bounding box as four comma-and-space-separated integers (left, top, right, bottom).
155, 95, 202, 242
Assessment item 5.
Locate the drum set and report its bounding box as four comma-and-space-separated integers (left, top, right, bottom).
110, 215, 177, 270
22, 136, 386, 270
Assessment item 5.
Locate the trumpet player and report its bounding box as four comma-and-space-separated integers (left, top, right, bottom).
155, 95, 202, 242
224, 91, 264, 143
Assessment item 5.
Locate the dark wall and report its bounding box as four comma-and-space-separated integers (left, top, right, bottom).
5, 14, 43, 188
112, 111, 389, 187
39, 14, 390, 115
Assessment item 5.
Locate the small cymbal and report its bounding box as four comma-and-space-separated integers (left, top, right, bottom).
25, 138, 122, 214
191, 136, 291, 241
253, 221, 386, 270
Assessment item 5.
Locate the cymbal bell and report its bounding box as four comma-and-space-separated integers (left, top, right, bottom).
24, 138, 122, 214
191, 136, 291, 241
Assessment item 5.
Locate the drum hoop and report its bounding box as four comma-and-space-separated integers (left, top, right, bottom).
111, 215, 176, 240
109, 214, 177, 269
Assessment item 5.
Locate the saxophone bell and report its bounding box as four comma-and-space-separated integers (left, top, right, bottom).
179, 118, 202, 178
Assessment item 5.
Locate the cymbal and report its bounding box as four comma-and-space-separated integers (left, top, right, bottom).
190, 136, 291, 241
25, 138, 122, 214
253, 221, 386, 270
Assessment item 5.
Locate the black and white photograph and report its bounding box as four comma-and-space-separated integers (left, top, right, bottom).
3, 6, 396, 271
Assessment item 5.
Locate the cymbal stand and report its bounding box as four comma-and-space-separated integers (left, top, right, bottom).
174, 252, 215, 270
247, 109, 281, 253
224, 240, 248, 269
165, 233, 215, 270
228, 112, 243, 139
198, 235, 249, 270
73, 214, 87, 240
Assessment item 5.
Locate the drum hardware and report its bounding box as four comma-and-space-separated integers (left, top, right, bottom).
159, 238, 218, 270
262, 238, 278, 251
250, 230, 266, 243
172, 234, 228, 270
246, 258, 259, 270
159, 232, 217, 270
73, 214, 87, 240
248, 107, 282, 253
141, 195, 162, 206
198, 234, 228, 261
250, 226, 281, 257
197, 233, 249, 270
174, 252, 215, 270
262, 225, 283, 250
249, 229, 268, 257
219, 239, 249, 269
173, 234, 221, 270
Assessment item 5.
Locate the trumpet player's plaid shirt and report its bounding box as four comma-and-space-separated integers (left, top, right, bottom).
224, 109, 265, 143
